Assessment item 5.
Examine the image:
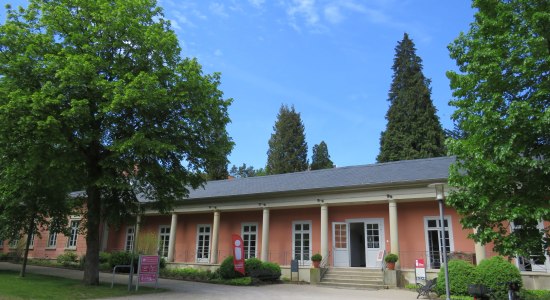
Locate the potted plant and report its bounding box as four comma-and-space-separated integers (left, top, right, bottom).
384, 253, 398, 270
311, 253, 322, 268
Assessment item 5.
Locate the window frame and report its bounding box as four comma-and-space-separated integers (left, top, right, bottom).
292, 220, 312, 265
125, 226, 135, 252
158, 225, 171, 258
241, 222, 258, 259
47, 232, 57, 249
66, 219, 80, 249
423, 216, 454, 269
195, 224, 212, 263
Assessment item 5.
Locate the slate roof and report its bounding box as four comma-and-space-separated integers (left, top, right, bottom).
185, 156, 455, 200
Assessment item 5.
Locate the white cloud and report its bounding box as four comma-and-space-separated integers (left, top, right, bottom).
286, 0, 320, 30
248, 0, 265, 8
209, 2, 229, 18
324, 5, 343, 24
214, 49, 223, 56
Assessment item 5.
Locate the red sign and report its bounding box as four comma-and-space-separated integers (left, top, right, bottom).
232, 234, 245, 275
138, 255, 159, 284
415, 258, 426, 282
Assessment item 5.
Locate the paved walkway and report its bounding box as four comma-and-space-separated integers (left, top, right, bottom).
0, 262, 421, 300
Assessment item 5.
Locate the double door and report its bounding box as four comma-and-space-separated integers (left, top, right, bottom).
333, 219, 384, 268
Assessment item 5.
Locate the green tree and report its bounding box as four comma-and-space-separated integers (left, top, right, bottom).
0, 0, 232, 285
310, 141, 334, 170
229, 163, 258, 178
266, 105, 308, 174
446, 0, 549, 259
377, 33, 446, 163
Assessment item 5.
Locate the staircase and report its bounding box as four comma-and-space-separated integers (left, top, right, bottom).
319, 268, 387, 289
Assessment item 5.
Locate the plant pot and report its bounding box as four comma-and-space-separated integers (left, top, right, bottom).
312, 260, 320, 268
386, 262, 395, 270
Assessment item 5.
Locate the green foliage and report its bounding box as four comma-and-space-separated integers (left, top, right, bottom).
384, 253, 398, 263
244, 257, 262, 275
217, 256, 243, 279
108, 251, 138, 272
266, 104, 308, 174
310, 141, 334, 170
99, 252, 111, 264
520, 290, 550, 300
446, 0, 550, 258
477, 256, 522, 299
225, 277, 252, 286
0, 0, 232, 284
377, 33, 446, 163
161, 267, 218, 281
229, 163, 259, 178
436, 259, 478, 296
136, 232, 159, 255
56, 251, 78, 265
311, 253, 322, 262
259, 262, 281, 279
405, 283, 418, 290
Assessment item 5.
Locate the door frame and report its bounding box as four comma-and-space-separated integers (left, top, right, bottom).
345, 218, 385, 268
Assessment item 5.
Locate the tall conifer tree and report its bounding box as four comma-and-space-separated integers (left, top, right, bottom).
310, 141, 334, 170
266, 104, 308, 174
377, 33, 446, 163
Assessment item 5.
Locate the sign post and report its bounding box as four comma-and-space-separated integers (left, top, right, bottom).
415, 258, 426, 284
136, 255, 160, 291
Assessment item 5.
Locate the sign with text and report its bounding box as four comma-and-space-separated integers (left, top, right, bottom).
232, 234, 245, 275
138, 255, 159, 285
415, 258, 426, 283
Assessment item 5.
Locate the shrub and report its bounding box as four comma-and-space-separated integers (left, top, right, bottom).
384, 253, 398, 263
136, 232, 158, 255
109, 251, 138, 272
520, 289, 550, 300
258, 261, 281, 280
57, 251, 78, 265
436, 259, 478, 296
477, 256, 522, 299
311, 253, 322, 262
161, 267, 219, 281
245, 258, 262, 275
217, 256, 243, 279
159, 257, 167, 269
99, 251, 111, 264
226, 277, 252, 286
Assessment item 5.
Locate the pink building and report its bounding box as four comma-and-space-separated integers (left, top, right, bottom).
2, 156, 548, 287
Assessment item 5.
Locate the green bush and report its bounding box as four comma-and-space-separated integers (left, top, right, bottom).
225, 277, 252, 286
257, 261, 281, 281
477, 256, 522, 299
245, 258, 262, 275
99, 252, 111, 264
217, 256, 243, 279
436, 259, 478, 296
159, 257, 167, 269
57, 251, 78, 264
520, 289, 550, 300
161, 267, 219, 281
109, 251, 138, 272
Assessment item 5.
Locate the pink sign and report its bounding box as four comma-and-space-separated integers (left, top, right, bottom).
138, 255, 159, 284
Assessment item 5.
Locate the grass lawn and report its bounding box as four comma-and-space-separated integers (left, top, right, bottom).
0, 270, 165, 300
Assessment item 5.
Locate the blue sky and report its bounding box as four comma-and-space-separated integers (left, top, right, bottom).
2, 1, 476, 169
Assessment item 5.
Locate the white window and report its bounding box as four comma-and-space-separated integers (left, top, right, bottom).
196, 225, 211, 263
158, 226, 170, 257
424, 217, 454, 269
67, 220, 80, 248
241, 223, 258, 259
28, 233, 35, 248
9, 238, 19, 248
293, 221, 312, 264
125, 226, 135, 252
47, 232, 57, 248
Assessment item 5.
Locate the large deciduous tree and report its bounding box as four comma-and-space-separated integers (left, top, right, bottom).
0, 0, 232, 285
266, 104, 308, 174
446, 0, 549, 259
310, 141, 334, 170
377, 33, 446, 163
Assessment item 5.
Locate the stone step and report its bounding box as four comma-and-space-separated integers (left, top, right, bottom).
323, 274, 383, 281
318, 281, 388, 290
321, 278, 384, 285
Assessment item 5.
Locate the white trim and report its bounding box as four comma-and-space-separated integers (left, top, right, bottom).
423, 216, 454, 269
66, 220, 80, 249
158, 225, 170, 258
345, 218, 386, 268
125, 226, 135, 252
196, 224, 211, 263
241, 222, 258, 259
511, 220, 550, 273
47, 232, 57, 249
292, 220, 312, 265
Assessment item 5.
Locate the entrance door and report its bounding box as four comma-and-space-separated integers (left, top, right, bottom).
333, 222, 349, 267
365, 221, 382, 268
349, 222, 366, 267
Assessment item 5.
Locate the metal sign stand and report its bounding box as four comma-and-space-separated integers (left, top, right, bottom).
290, 259, 299, 282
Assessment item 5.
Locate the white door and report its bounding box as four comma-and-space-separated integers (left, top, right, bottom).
365, 221, 382, 268
333, 222, 349, 267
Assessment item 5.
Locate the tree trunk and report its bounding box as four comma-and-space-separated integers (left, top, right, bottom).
83, 184, 101, 285
20, 215, 35, 277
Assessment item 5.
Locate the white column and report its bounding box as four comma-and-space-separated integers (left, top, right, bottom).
473, 228, 486, 265
320, 204, 329, 261
167, 213, 178, 262
100, 220, 109, 251
261, 208, 270, 261
388, 198, 400, 268
210, 210, 220, 264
